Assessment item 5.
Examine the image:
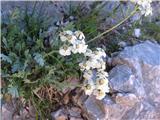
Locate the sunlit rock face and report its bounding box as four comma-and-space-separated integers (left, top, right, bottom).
84, 41, 160, 120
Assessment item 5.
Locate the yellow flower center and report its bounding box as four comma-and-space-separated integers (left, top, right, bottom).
85, 84, 91, 90
75, 31, 81, 38
76, 44, 80, 49
94, 51, 99, 55
83, 63, 87, 67
99, 79, 105, 85
66, 35, 72, 41
97, 89, 104, 96
63, 46, 68, 51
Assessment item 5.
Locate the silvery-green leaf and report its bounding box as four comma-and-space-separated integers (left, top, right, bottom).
11, 60, 23, 73
33, 53, 45, 67
2, 37, 8, 48
8, 86, 19, 98
0, 53, 12, 64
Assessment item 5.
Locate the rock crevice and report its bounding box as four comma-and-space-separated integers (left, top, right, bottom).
84, 41, 160, 120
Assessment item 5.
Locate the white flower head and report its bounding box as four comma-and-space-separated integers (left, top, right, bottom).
67, 35, 77, 44
134, 28, 141, 38
83, 81, 95, 95
59, 45, 72, 56
137, 0, 152, 6
74, 30, 85, 40
83, 70, 93, 80
97, 70, 109, 78
92, 48, 106, 59
90, 59, 102, 69
79, 61, 91, 71
96, 76, 110, 93
59, 30, 77, 44
72, 41, 88, 54
95, 59, 106, 70
131, 0, 152, 16
84, 49, 93, 57
96, 85, 110, 93
100, 61, 106, 71
59, 30, 73, 42
139, 4, 152, 16
93, 89, 106, 100
96, 77, 109, 87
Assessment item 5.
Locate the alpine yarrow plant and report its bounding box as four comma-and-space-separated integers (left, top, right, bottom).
1, 0, 154, 119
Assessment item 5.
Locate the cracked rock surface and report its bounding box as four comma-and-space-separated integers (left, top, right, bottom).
84, 41, 160, 120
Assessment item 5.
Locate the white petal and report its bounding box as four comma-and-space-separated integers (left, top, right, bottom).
59, 46, 72, 56
74, 31, 85, 40
65, 30, 73, 35
83, 81, 95, 95
93, 89, 106, 100
83, 70, 93, 80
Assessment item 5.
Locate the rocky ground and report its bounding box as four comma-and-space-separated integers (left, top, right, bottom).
84, 41, 160, 120
51, 40, 160, 120
2, 40, 160, 120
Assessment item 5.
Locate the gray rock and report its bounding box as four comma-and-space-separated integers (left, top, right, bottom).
115, 93, 139, 107
51, 106, 83, 119
109, 64, 146, 99
84, 41, 160, 120
111, 41, 160, 100
2, 101, 36, 120
112, 40, 160, 66
51, 108, 68, 120
84, 95, 105, 120
109, 65, 135, 92
118, 41, 127, 48
103, 102, 129, 120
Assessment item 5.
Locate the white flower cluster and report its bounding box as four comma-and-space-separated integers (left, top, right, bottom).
59, 30, 88, 56
131, 0, 152, 16
59, 30, 110, 100
79, 48, 110, 100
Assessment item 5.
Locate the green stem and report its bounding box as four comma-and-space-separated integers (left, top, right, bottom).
87, 7, 138, 43
44, 50, 59, 58
31, 1, 37, 17
31, 92, 44, 120
48, 54, 65, 70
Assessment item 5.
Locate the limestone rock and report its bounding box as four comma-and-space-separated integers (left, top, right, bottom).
51, 108, 68, 120
84, 41, 160, 120
84, 95, 105, 120
115, 93, 138, 107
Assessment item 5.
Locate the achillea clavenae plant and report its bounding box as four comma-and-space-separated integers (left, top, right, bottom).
59, 30, 109, 100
